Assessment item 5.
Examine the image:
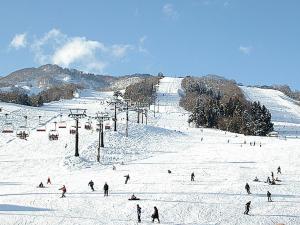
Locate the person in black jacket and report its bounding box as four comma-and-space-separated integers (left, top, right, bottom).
244, 201, 251, 215
88, 180, 95, 191
267, 191, 272, 202
137, 204, 141, 223
124, 174, 130, 184
245, 183, 251, 194
191, 172, 195, 181
103, 182, 109, 196
151, 206, 160, 223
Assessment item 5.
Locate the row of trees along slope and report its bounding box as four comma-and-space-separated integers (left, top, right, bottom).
124, 76, 160, 105
180, 75, 273, 136
0, 84, 80, 107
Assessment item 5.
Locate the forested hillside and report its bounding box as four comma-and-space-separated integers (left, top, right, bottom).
180, 75, 273, 136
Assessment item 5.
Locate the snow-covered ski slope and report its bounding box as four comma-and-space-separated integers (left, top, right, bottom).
1, 77, 300, 225
241, 86, 300, 137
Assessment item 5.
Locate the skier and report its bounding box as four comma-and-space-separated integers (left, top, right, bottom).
103, 182, 109, 196
168, 170, 172, 174
59, 185, 66, 198
271, 172, 274, 180
124, 174, 130, 184
266, 176, 271, 184
267, 191, 272, 202
245, 183, 251, 194
137, 204, 142, 223
151, 206, 160, 223
88, 180, 95, 191
277, 166, 281, 174
113, 165, 116, 170
191, 172, 195, 181
47, 177, 51, 184
244, 201, 251, 215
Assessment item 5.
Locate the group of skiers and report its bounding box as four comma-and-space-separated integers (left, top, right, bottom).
244, 166, 282, 215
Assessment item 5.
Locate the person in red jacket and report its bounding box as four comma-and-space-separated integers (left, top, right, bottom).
47, 177, 51, 185
59, 185, 66, 198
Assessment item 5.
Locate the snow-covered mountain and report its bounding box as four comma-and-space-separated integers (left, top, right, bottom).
0, 64, 151, 95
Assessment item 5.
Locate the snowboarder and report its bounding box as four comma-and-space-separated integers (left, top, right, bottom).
103, 182, 109, 196
244, 201, 251, 215
129, 193, 140, 200
88, 180, 95, 191
253, 177, 259, 182
277, 166, 281, 174
38, 182, 44, 188
245, 183, 251, 194
59, 185, 66, 198
151, 206, 160, 223
47, 177, 51, 184
137, 204, 141, 223
267, 191, 272, 202
124, 174, 130, 184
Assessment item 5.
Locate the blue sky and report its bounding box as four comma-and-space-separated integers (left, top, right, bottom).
1, 0, 299, 89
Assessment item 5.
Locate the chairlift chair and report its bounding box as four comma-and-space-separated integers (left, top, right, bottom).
2, 122, 14, 133
70, 126, 76, 134
48, 130, 59, 141
58, 121, 67, 128
16, 126, 30, 139
36, 116, 47, 132
84, 121, 92, 130
36, 124, 47, 132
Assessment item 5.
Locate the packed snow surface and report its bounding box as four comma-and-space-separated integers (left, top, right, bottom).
241, 86, 300, 137
0, 78, 300, 224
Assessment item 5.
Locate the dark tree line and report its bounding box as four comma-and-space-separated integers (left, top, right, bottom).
0, 84, 80, 107
181, 76, 273, 136
124, 77, 160, 105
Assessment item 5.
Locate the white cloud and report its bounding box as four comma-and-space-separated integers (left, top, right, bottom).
10, 33, 27, 49
239, 46, 252, 55
162, 3, 178, 19
111, 44, 132, 58
52, 37, 105, 67
28, 29, 136, 73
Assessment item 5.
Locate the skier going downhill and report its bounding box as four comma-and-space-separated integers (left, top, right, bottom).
59, 185, 66, 198
244, 201, 251, 215
124, 174, 130, 184
191, 172, 195, 181
88, 180, 95, 191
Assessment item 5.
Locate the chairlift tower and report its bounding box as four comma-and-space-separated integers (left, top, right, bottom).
107, 98, 122, 132
94, 112, 110, 162
68, 109, 87, 157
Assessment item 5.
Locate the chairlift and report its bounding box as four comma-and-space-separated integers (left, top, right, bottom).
48, 130, 59, 141
70, 126, 76, 134
84, 121, 92, 130
36, 116, 46, 132
58, 114, 67, 128
2, 114, 14, 133
16, 116, 29, 139
16, 126, 30, 139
